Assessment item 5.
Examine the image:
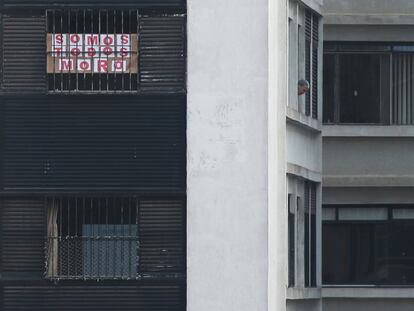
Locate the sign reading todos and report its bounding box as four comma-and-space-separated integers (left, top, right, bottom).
47, 33, 138, 73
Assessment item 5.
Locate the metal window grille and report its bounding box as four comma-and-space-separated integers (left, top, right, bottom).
304, 181, 317, 287
45, 196, 139, 280
46, 9, 139, 93
304, 9, 319, 119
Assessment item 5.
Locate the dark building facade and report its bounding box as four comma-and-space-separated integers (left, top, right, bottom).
0, 1, 186, 310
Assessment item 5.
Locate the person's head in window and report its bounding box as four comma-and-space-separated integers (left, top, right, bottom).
298, 79, 310, 95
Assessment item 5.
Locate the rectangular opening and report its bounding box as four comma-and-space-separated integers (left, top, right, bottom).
46, 196, 139, 279
323, 205, 414, 285
46, 9, 139, 93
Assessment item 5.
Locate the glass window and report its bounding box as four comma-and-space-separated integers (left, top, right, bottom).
46, 197, 139, 279
323, 205, 414, 285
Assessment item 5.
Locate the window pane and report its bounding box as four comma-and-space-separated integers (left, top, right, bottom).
338, 207, 388, 221
83, 224, 138, 278
322, 207, 336, 221
339, 54, 381, 123
323, 54, 335, 123
323, 206, 414, 285
393, 209, 414, 219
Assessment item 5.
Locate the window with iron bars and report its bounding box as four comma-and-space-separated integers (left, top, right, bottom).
45, 196, 139, 280
46, 9, 139, 93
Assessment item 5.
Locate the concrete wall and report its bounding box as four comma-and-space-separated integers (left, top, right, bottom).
323, 137, 414, 187
323, 0, 414, 15
288, 299, 322, 311
323, 298, 414, 311
187, 0, 286, 310
287, 123, 322, 174
323, 187, 414, 205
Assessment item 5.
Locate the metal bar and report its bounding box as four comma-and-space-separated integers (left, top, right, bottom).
68, 9, 71, 92
67, 197, 70, 277
82, 197, 85, 277
121, 197, 124, 277
120, 10, 124, 91
136, 198, 139, 276
58, 197, 62, 277
99, 10, 102, 91
83, 10, 86, 91
75, 197, 78, 276
114, 9, 117, 92
106, 197, 109, 277
97, 198, 101, 278
112, 197, 118, 277
91, 10, 94, 92
128, 196, 132, 277
60, 11, 64, 91
90, 197, 93, 278
52, 197, 56, 277
136, 10, 139, 91
75, 11, 79, 91
106, 10, 109, 92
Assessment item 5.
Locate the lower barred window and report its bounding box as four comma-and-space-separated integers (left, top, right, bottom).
45, 196, 139, 280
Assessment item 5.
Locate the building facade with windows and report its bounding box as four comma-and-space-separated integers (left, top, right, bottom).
188, 0, 323, 311
0, 0, 327, 310
322, 0, 414, 310
0, 0, 186, 310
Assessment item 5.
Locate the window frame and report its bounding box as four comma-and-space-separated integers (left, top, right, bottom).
323, 204, 414, 286
323, 42, 414, 125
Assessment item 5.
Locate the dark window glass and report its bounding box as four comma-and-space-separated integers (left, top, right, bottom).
288, 194, 295, 287
304, 185, 310, 287
323, 54, 335, 123
304, 182, 317, 287
323, 206, 414, 285
339, 54, 380, 123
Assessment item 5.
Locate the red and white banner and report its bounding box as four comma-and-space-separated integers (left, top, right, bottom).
47, 33, 138, 73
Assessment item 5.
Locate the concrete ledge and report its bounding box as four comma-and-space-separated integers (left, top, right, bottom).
322, 287, 414, 299
323, 175, 414, 187
287, 162, 322, 183
324, 13, 414, 25
323, 125, 414, 137
300, 0, 322, 14
287, 107, 322, 133
287, 287, 322, 300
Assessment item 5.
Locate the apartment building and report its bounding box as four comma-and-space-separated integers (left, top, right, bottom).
286, 0, 323, 310
322, 0, 414, 310
188, 0, 323, 311
0, 0, 186, 310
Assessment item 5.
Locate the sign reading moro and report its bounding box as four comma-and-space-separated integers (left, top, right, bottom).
47, 33, 138, 74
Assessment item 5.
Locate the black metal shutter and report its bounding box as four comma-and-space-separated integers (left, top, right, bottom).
1, 95, 186, 192
311, 14, 319, 119
0, 198, 46, 275
288, 194, 295, 287
1, 12, 47, 93
139, 198, 185, 274
3, 285, 185, 311
1, 13, 186, 94
304, 181, 310, 286
140, 15, 186, 93
304, 10, 311, 116
310, 182, 317, 287
1, 0, 185, 9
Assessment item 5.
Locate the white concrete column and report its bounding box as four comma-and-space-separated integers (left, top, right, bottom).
268, 0, 288, 310
187, 0, 271, 310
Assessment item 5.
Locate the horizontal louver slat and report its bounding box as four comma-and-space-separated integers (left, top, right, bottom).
2, 14, 46, 92
139, 15, 186, 93
1, 198, 45, 272
3, 285, 185, 311
139, 198, 185, 273
1, 96, 186, 191
2, 0, 185, 8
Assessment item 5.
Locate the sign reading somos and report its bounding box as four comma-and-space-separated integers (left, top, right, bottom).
47, 33, 138, 73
